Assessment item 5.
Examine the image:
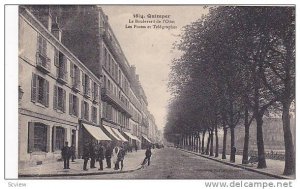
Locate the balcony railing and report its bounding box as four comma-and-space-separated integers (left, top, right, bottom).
36, 52, 50, 73
71, 78, 80, 92
101, 87, 132, 117
57, 68, 68, 84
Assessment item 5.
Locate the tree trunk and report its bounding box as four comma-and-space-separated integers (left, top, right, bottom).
215, 125, 219, 157
256, 115, 267, 168
210, 130, 214, 156
222, 127, 227, 159
242, 107, 250, 164
282, 102, 295, 175
205, 131, 211, 155
230, 127, 235, 162
202, 130, 206, 154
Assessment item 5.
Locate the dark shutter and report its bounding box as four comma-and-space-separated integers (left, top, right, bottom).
31, 73, 37, 102
63, 56, 68, 76
52, 126, 56, 152
63, 89, 66, 112
70, 62, 74, 84
54, 49, 59, 67
69, 93, 73, 115
75, 96, 79, 116
87, 104, 89, 121
64, 128, 68, 144
46, 126, 51, 152
53, 85, 57, 110
28, 122, 35, 153
44, 80, 49, 107
91, 81, 94, 100
81, 100, 84, 119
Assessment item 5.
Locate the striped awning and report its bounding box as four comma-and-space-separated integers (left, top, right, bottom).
142, 135, 152, 143
123, 131, 141, 143
83, 124, 111, 141
103, 125, 121, 141
110, 127, 128, 142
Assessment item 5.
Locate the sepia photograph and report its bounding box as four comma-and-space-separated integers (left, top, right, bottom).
8, 3, 296, 183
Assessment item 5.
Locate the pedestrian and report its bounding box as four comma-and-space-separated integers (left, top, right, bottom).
117, 145, 125, 171
70, 144, 76, 162
82, 142, 90, 171
61, 141, 70, 169
105, 143, 112, 168
113, 145, 120, 170
135, 144, 138, 152
89, 141, 97, 168
143, 146, 152, 166
96, 142, 105, 171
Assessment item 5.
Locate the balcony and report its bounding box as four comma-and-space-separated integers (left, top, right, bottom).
83, 87, 91, 99
101, 87, 132, 117
36, 52, 50, 73
57, 68, 68, 84
71, 79, 80, 93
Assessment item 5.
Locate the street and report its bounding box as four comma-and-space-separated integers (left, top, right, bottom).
49, 148, 274, 179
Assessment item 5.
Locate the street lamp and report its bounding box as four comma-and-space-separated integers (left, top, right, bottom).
18, 86, 24, 100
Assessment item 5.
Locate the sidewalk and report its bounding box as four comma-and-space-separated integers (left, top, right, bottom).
179, 148, 295, 179
19, 149, 148, 177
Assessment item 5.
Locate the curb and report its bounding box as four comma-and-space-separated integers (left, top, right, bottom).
179, 148, 292, 179
18, 165, 143, 178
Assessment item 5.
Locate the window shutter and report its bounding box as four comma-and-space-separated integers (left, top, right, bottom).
91, 106, 94, 122
52, 126, 56, 152
87, 104, 89, 121
64, 128, 68, 145
53, 85, 57, 110
64, 57, 68, 76
75, 96, 79, 116
77, 68, 81, 86
37, 34, 42, 52
69, 93, 73, 115
31, 73, 37, 102
54, 49, 59, 67
70, 62, 74, 82
63, 90, 66, 112
42, 37, 47, 55
81, 100, 84, 119
82, 71, 85, 87
28, 122, 35, 153
44, 80, 49, 107
46, 126, 51, 152
91, 81, 94, 100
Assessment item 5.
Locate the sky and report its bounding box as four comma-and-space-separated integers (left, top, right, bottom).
101, 6, 208, 131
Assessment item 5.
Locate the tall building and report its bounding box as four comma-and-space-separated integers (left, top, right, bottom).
21, 5, 158, 154
19, 6, 112, 169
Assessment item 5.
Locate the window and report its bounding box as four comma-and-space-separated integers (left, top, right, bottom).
82, 73, 90, 97
92, 82, 99, 103
36, 34, 50, 72
91, 106, 97, 123
70, 63, 80, 90
28, 122, 49, 153
69, 93, 79, 116
52, 126, 65, 151
31, 73, 49, 107
53, 85, 66, 112
81, 101, 89, 121
55, 51, 68, 83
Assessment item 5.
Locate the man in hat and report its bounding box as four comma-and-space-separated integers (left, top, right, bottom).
61, 141, 70, 169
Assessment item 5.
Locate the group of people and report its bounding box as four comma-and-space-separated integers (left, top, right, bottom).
61, 141, 152, 171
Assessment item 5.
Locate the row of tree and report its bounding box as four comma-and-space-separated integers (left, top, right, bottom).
165, 6, 295, 175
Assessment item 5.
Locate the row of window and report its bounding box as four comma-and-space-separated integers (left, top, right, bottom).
28, 122, 76, 153
31, 73, 99, 124
36, 34, 100, 102
103, 47, 129, 94
102, 101, 129, 128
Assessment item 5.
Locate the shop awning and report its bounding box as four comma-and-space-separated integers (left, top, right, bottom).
83, 124, 111, 141
111, 127, 128, 142
131, 135, 141, 143
124, 131, 141, 143
103, 125, 121, 141
142, 135, 152, 143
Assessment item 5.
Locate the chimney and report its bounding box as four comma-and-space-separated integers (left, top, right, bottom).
51, 17, 62, 41
30, 5, 53, 31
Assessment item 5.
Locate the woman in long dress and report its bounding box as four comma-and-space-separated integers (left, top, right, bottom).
112, 146, 119, 170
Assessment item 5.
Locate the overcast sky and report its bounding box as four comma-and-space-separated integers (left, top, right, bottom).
101, 6, 208, 131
